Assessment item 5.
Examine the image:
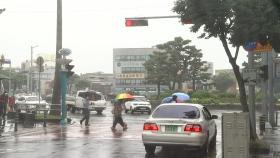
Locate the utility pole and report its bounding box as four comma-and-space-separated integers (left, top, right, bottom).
261, 53, 268, 119
268, 52, 276, 127
30, 45, 38, 94
248, 52, 257, 139
50, 0, 63, 115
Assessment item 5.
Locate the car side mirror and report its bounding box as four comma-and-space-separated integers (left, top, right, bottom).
211, 115, 218, 119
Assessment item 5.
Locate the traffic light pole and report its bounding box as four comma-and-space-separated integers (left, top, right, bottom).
60, 70, 67, 125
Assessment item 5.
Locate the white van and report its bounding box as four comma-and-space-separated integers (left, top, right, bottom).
72, 90, 107, 114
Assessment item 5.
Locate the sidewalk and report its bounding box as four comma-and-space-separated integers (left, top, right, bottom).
253, 118, 280, 158
0, 117, 64, 138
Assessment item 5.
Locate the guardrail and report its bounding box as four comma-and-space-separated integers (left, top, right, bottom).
13, 104, 61, 131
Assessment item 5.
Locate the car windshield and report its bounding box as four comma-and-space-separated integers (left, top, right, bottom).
133, 96, 147, 102
26, 97, 39, 101
152, 105, 200, 119
67, 96, 75, 101
78, 92, 103, 101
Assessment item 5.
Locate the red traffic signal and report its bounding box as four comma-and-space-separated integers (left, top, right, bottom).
181, 18, 192, 24
125, 19, 148, 27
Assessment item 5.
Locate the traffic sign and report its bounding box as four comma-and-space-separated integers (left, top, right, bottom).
242, 68, 257, 82
253, 43, 272, 52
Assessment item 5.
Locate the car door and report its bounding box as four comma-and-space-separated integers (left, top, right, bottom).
202, 107, 216, 140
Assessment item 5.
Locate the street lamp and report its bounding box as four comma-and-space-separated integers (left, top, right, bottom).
29, 45, 38, 94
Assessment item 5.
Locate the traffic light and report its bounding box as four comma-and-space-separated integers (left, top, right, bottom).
125, 19, 148, 27
65, 63, 74, 77
259, 65, 268, 80
181, 18, 192, 24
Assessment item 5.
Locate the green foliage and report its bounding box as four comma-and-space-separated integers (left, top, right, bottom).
144, 37, 209, 94
190, 90, 239, 104
213, 72, 236, 92
74, 79, 91, 90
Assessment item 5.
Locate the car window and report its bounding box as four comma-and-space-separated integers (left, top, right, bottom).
152, 105, 200, 119
18, 97, 25, 101
78, 92, 102, 101
202, 107, 212, 120
26, 97, 39, 101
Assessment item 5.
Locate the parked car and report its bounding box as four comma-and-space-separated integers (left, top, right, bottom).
142, 103, 218, 156
15, 95, 49, 112
72, 90, 106, 114
44, 94, 75, 111
124, 96, 151, 114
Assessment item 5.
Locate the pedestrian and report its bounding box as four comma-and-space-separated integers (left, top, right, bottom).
8, 95, 15, 112
0, 92, 4, 119
80, 94, 90, 126
170, 95, 178, 103
0, 91, 8, 119
111, 99, 127, 131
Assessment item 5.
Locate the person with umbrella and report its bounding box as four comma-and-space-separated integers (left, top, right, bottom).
80, 93, 90, 126
170, 95, 178, 103
111, 99, 127, 131
111, 93, 132, 131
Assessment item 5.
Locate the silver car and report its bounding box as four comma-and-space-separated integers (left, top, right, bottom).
142, 103, 218, 156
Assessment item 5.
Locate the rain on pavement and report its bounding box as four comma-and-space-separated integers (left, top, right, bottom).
0, 103, 229, 158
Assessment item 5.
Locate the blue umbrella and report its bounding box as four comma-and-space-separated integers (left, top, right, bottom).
172, 92, 190, 101
161, 96, 172, 103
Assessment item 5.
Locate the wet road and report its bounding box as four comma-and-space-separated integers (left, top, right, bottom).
0, 104, 237, 158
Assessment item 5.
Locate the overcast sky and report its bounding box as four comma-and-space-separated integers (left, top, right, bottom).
0, 0, 248, 74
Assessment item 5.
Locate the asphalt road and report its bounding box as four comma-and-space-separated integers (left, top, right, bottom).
0, 104, 234, 158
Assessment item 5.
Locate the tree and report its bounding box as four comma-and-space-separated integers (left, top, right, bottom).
188, 50, 210, 91
213, 72, 236, 92
144, 51, 169, 99
156, 37, 208, 90
74, 79, 91, 91
173, 0, 280, 140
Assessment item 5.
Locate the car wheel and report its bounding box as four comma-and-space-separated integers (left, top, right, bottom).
125, 109, 128, 113
131, 109, 134, 114
71, 107, 76, 113
144, 145, 156, 154
210, 129, 217, 148
147, 110, 151, 115
97, 110, 102, 115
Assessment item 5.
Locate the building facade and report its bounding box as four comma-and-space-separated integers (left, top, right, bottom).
113, 48, 158, 95
80, 72, 114, 95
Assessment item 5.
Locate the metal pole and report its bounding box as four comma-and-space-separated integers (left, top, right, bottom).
30, 45, 38, 94
60, 70, 67, 125
125, 15, 180, 20
248, 51, 257, 138
268, 52, 276, 127
38, 71, 41, 105
262, 53, 268, 118
30, 46, 33, 94
8, 63, 11, 95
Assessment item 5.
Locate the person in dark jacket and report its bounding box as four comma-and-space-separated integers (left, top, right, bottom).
80, 94, 90, 126
170, 95, 178, 103
0, 91, 8, 119
111, 99, 127, 131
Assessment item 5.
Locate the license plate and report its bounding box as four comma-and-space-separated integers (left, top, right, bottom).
165, 125, 177, 133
